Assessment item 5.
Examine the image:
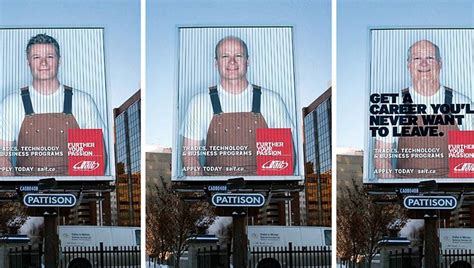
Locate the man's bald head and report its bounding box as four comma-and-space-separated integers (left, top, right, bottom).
407, 40, 441, 62
215, 36, 249, 60
407, 40, 442, 95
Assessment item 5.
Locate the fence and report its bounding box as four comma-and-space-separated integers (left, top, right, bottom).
197, 244, 231, 268
9, 244, 42, 268
249, 243, 332, 268
389, 248, 474, 268
147, 256, 167, 267
442, 249, 474, 268
196, 243, 332, 268
388, 247, 422, 268
61, 243, 141, 267
8, 242, 140, 268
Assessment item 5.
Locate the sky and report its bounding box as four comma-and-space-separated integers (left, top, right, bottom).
337, 0, 474, 150
146, 0, 332, 148
2, 0, 470, 152
0, 0, 141, 110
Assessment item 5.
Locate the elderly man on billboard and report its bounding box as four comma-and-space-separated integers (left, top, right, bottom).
181, 36, 295, 177
375, 39, 474, 178
0, 33, 105, 176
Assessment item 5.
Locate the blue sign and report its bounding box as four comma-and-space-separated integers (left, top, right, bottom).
207, 185, 228, 192
403, 196, 457, 210
19, 186, 39, 192
211, 193, 265, 207
398, 188, 419, 194
23, 193, 77, 207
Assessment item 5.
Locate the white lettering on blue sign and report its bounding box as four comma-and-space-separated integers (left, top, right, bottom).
399, 188, 419, 194
19, 186, 39, 192
208, 185, 227, 192
23, 194, 76, 207
403, 196, 457, 210
212, 194, 265, 207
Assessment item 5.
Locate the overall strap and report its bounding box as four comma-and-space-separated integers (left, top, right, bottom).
209, 86, 223, 115
63, 86, 73, 114
401, 88, 410, 101
444, 87, 453, 105
402, 87, 451, 105
251, 85, 262, 113
20, 87, 35, 116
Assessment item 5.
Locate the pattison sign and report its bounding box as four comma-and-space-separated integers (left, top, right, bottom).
403, 196, 457, 210
23, 193, 77, 207
211, 193, 265, 207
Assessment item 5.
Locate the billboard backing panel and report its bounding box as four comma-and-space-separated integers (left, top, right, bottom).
364, 28, 474, 184
0, 28, 112, 181
172, 26, 302, 181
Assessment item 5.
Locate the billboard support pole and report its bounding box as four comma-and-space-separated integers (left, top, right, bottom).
423, 213, 439, 268
43, 209, 59, 268
232, 210, 247, 268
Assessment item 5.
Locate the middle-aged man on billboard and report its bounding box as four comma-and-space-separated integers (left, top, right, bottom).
374, 39, 474, 179
0, 33, 106, 177
181, 36, 295, 177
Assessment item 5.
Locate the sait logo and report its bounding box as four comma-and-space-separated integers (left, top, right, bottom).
453, 163, 474, 173
73, 160, 100, 171
261, 160, 288, 171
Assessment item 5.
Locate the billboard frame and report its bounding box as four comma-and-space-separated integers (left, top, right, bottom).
171, 25, 304, 183
0, 27, 114, 182
363, 26, 474, 185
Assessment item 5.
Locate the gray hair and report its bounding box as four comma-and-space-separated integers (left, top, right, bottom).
407, 40, 441, 62
26, 33, 60, 58
215, 36, 248, 59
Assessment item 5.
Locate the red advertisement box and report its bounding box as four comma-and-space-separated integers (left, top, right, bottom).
448, 130, 474, 178
68, 129, 105, 176
256, 128, 293, 176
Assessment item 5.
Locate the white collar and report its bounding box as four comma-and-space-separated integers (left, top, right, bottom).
218, 83, 252, 97
408, 85, 444, 98
29, 84, 63, 97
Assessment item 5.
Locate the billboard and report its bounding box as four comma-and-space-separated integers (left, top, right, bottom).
172, 26, 301, 181
364, 28, 474, 184
0, 28, 112, 181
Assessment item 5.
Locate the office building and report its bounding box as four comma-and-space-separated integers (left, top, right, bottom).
113, 90, 141, 226
146, 147, 172, 191
301, 87, 332, 226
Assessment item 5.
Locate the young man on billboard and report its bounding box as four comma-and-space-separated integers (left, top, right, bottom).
374, 40, 474, 178
0, 33, 105, 176
181, 36, 295, 177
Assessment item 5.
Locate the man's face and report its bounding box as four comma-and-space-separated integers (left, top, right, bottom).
215, 39, 248, 81
407, 41, 441, 84
27, 44, 60, 81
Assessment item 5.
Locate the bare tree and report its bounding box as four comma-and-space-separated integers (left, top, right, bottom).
337, 179, 407, 267
0, 193, 28, 234
146, 187, 171, 263
146, 179, 215, 268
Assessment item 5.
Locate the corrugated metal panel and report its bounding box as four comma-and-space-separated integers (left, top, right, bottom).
365, 28, 474, 183
0, 28, 111, 180
370, 29, 473, 96
174, 26, 300, 181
